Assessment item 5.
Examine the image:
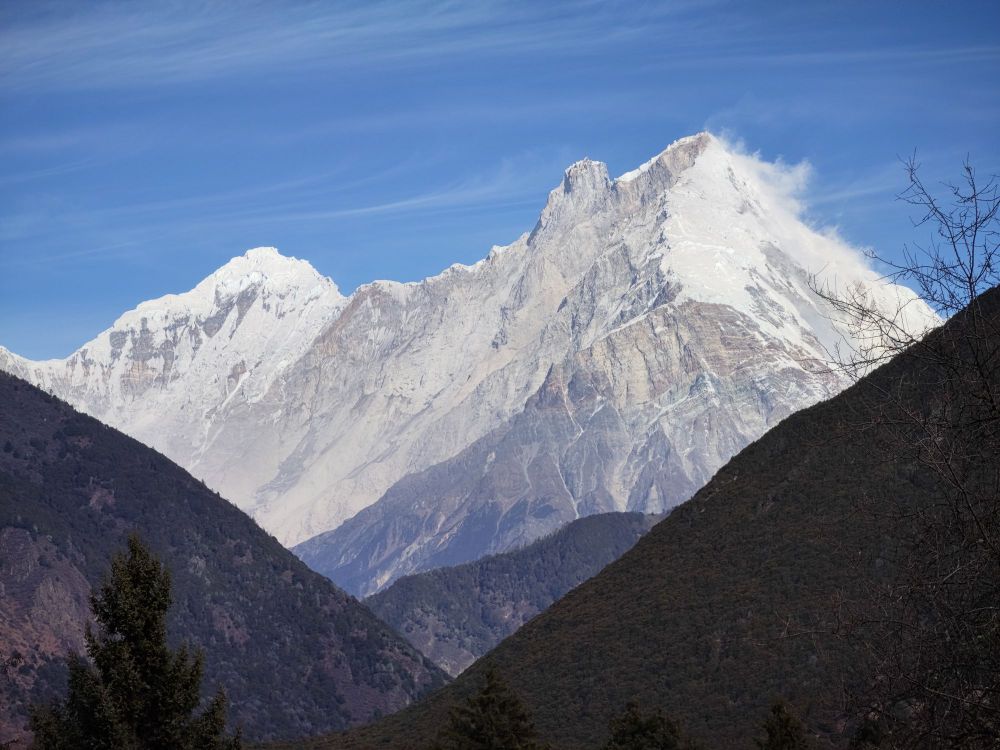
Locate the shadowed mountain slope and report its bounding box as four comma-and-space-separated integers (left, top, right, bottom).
0, 372, 446, 747
367, 512, 658, 676
275, 288, 997, 749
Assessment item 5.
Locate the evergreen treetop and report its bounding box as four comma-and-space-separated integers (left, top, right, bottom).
602, 702, 702, 750
754, 702, 811, 750
30, 534, 241, 750
432, 666, 548, 750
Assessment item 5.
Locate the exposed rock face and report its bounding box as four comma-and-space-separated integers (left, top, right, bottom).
1, 134, 936, 595
296, 293, 843, 595
318, 289, 999, 750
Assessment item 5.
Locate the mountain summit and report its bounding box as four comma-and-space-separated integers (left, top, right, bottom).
0, 245, 345, 511
1, 135, 935, 594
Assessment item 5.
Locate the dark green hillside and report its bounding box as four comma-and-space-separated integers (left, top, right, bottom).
0, 373, 447, 746
368, 512, 657, 675
274, 288, 998, 749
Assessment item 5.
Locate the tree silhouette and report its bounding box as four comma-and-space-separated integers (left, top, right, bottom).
602, 702, 702, 750
432, 667, 547, 750
754, 702, 810, 750
30, 535, 241, 750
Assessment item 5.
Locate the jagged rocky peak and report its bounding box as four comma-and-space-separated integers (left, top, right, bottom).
562, 157, 611, 194
532, 158, 613, 238
533, 132, 721, 243
541, 131, 714, 210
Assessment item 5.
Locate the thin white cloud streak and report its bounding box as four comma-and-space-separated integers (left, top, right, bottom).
9, 2, 991, 104
0, 148, 442, 244
0, 131, 93, 153
806, 173, 902, 207
0, 1, 718, 92
0, 241, 138, 269
75, 164, 381, 221
648, 44, 1000, 72
0, 148, 565, 262
0, 155, 104, 186
0, 121, 167, 185
266, 91, 665, 145
175, 150, 566, 228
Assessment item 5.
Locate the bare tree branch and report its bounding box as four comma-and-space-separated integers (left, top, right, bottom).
813, 160, 999, 749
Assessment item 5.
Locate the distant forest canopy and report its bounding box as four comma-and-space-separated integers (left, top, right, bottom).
368, 512, 658, 675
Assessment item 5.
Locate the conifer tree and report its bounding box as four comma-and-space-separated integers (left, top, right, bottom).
602, 702, 702, 750
29, 535, 241, 750
754, 702, 810, 750
432, 666, 547, 750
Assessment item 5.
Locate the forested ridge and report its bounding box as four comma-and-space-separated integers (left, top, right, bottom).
0, 373, 446, 745
368, 512, 657, 675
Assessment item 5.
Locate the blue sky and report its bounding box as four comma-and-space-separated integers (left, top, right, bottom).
2, 1, 998, 359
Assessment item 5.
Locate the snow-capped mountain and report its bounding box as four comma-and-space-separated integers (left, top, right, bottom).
1, 248, 346, 516
292, 134, 939, 594
1, 134, 936, 594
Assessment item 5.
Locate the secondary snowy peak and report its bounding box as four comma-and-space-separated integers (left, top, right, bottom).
203, 246, 335, 291
0, 247, 346, 483
119, 246, 340, 324
74, 247, 345, 383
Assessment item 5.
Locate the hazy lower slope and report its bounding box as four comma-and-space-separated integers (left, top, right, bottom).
0, 372, 446, 747
367, 512, 657, 676
277, 292, 997, 750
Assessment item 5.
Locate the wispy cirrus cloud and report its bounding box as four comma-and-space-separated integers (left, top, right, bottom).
806, 164, 905, 208
653, 44, 1000, 72
244, 157, 554, 224
0, 155, 105, 186
0, 0, 719, 92
0, 146, 565, 255
137, 147, 567, 232
0, 240, 139, 269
